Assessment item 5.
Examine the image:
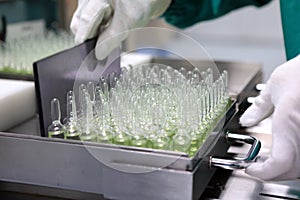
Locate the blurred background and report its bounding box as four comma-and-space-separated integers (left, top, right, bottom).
0, 0, 284, 81
179, 0, 285, 82
145, 0, 285, 82
0, 0, 283, 132
0, 0, 76, 36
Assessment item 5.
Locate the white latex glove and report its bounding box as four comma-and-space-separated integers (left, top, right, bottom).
240, 55, 300, 181
70, 0, 171, 60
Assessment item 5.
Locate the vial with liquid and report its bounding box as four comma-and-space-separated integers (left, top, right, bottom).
48, 98, 66, 139
64, 92, 81, 140
79, 93, 97, 142
54, 65, 230, 157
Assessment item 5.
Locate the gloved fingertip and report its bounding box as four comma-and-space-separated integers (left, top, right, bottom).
95, 47, 109, 60
239, 102, 272, 127
95, 36, 119, 60
239, 112, 258, 127
74, 34, 85, 44
245, 163, 270, 180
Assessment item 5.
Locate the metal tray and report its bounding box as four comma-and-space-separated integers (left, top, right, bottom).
32, 39, 261, 171
1, 55, 263, 199
0, 115, 260, 200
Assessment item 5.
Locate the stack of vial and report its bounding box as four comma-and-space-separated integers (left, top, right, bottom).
0, 31, 74, 75
48, 64, 230, 156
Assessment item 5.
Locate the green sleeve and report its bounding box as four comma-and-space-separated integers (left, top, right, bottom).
280, 0, 300, 60
163, 0, 272, 28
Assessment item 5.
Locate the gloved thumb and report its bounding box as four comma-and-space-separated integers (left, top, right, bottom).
95, 31, 127, 60
70, 0, 88, 35
71, 0, 112, 44
246, 97, 300, 180
239, 84, 274, 127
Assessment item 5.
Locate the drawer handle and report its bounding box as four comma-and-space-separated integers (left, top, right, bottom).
209, 132, 261, 170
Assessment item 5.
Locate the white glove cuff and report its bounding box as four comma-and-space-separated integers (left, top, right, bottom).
149, 0, 172, 19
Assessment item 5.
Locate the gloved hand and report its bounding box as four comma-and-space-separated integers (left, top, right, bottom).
240, 55, 300, 181
70, 0, 171, 60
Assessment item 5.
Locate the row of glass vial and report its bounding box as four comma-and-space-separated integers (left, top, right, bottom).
0, 31, 74, 75
48, 64, 230, 156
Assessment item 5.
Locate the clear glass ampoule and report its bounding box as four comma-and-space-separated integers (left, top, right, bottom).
221, 70, 230, 106
48, 98, 66, 139
80, 93, 98, 142
152, 129, 171, 150
129, 124, 148, 148
110, 89, 131, 146
179, 67, 187, 78
172, 129, 191, 153
97, 101, 114, 144
99, 77, 109, 100
63, 91, 74, 125
87, 81, 95, 102
64, 92, 81, 140
78, 83, 87, 120
97, 119, 113, 144
119, 101, 145, 148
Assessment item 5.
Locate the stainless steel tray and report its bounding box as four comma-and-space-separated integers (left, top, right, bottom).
1, 57, 263, 199
0, 122, 260, 200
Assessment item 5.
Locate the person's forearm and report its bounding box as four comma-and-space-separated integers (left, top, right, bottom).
163, 0, 272, 28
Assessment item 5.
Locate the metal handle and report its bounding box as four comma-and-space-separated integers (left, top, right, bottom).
209, 132, 261, 170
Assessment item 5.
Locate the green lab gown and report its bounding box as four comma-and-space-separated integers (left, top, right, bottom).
163, 0, 300, 60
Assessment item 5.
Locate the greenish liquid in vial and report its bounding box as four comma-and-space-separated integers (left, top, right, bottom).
97, 134, 112, 144
165, 129, 177, 138
188, 138, 199, 157
80, 134, 98, 142
113, 133, 130, 146
48, 131, 64, 139
145, 140, 155, 149
152, 137, 170, 150
65, 133, 81, 140
130, 137, 148, 148
172, 140, 189, 153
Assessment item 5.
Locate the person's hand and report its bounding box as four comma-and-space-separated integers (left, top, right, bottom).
70, 0, 171, 60
241, 55, 300, 181
240, 55, 300, 181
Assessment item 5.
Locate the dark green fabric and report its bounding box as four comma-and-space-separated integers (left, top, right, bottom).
0, 0, 58, 28
163, 0, 300, 60
163, 0, 272, 28
280, 0, 300, 60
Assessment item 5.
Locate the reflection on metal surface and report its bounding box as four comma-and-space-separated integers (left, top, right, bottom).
0, 180, 106, 200
261, 181, 300, 200
203, 124, 300, 200
209, 132, 261, 170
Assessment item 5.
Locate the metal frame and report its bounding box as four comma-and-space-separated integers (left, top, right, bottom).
0, 132, 229, 200
0, 59, 263, 199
